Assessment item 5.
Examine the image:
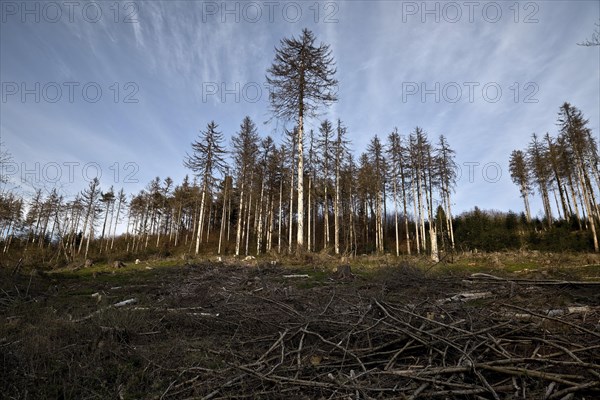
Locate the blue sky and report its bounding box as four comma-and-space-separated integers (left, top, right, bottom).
1, 0, 599, 219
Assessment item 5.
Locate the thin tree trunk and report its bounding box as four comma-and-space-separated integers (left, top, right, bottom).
236, 179, 245, 256
334, 162, 340, 255
174, 204, 182, 247
84, 208, 95, 259
578, 167, 599, 251
297, 115, 304, 251
288, 157, 294, 254
256, 176, 265, 255
324, 184, 329, 249
218, 179, 228, 254
195, 181, 207, 254
110, 193, 123, 250
308, 176, 312, 252
393, 179, 399, 256
412, 180, 420, 255
278, 177, 283, 254
567, 174, 583, 229
267, 195, 274, 252
245, 184, 253, 256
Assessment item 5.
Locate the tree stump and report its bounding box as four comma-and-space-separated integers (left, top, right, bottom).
335, 264, 354, 281
84, 259, 94, 268
113, 261, 126, 269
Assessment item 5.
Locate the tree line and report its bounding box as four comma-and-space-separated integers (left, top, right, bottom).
2, 29, 598, 265
509, 102, 600, 251
0, 119, 459, 261
0, 29, 460, 262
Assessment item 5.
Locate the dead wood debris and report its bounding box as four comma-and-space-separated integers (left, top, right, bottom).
5, 263, 598, 399
154, 267, 600, 399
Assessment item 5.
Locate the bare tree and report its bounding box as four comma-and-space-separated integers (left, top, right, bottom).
317, 120, 334, 250
387, 129, 404, 256
334, 119, 350, 255
78, 178, 101, 259
527, 133, 554, 227
558, 102, 599, 251
232, 117, 260, 256
99, 186, 115, 251
436, 135, 457, 249
367, 136, 386, 253
509, 150, 533, 223
109, 188, 126, 251
267, 28, 338, 253
184, 121, 227, 254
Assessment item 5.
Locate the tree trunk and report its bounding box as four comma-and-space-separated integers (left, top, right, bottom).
324, 184, 330, 249
235, 179, 245, 256
278, 177, 283, 254
218, 179, 228, 254
393, 179, 399, 256
412, 180, 420, 255
195, 181, 207, 254
334, 161, 340, 255
297, 113, 305, 251
288, 154, 295, 255
308, 176, 312, 252
245, 186, 253, 256
578, 167, 598, 251
256, 176, 265, 255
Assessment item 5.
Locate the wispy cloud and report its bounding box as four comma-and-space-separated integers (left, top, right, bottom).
1, 0, 598, 217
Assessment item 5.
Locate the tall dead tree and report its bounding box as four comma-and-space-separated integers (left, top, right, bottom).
558, 102, 599, 251
267, 28, 338, 253
318, 120, 334, 250
232, 117, 260, 256
367, 136, 386, 253
334, 119, 350, 255
527, 133, 554, 227
387, 129, 403, 256
436, 135, 457, 250
79, 178, 100, 259
509, 150, 533, 223
184, 121, 226, 255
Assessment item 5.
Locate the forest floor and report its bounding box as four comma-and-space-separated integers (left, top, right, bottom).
1, 253, 600, 399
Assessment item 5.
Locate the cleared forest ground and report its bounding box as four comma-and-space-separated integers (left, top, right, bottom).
1, 256, 600, 399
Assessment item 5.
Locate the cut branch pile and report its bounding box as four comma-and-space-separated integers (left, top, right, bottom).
3, 263, 599, 399
156, 270, 600, 399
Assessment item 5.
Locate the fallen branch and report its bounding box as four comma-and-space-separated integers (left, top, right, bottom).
71, 298, 138, 322
283, 274, 310, 279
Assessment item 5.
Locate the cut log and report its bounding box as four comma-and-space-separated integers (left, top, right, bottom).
438, 291, 493, 304
114, 298, 138, 308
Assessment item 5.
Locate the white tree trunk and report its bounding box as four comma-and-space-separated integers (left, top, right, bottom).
297, 115, 304, 250
411, 180, 420, 254
288, 158, 294, 254
393, 180, 399, 256
278, 178, 283, 253
195, 182, 207, 255
256, 178, 265, 255
235, 180, 245, 256
324, 184, 330, 249
308, 176, 312, 252
334, 164, 340, 255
